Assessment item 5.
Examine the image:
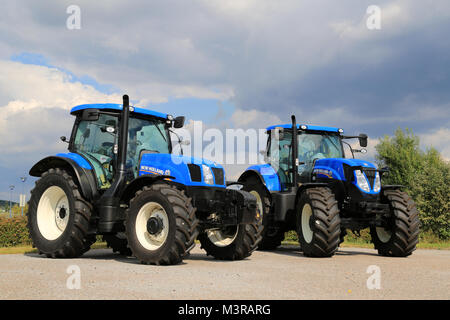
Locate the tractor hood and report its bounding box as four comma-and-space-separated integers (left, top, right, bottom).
313, 158, 376, 181
138, 153, 226, 188
313, 158, 381, 195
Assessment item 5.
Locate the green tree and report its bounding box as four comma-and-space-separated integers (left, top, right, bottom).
375, 128, 450, 239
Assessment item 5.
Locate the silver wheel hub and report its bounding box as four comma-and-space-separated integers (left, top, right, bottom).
55, 202, 69, 231
376, 227, 392, 243
136, 202, 169, 251
250, 190, 263, 217
206, 222, 239, 248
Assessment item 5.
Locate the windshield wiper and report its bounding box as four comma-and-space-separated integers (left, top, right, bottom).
323, 133, 342, 155
151, 120, 167, 142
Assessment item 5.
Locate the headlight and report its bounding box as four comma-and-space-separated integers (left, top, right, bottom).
354, 170, 370, 193
373, 172, 381, 193
202, 165, 214, 185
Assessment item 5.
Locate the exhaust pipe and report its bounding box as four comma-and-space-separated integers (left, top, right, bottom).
98, 94, 130, 232
291, 115, 298, 188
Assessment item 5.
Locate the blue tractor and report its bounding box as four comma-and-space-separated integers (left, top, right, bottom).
238, 116, 419, 257
27, 95, 262, 265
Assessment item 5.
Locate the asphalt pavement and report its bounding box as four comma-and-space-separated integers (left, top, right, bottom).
0, 245, 448, 299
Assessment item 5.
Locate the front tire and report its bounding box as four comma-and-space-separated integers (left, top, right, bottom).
242, 178, 284, 250
198, 221, 262, 260
27, 168, 94, 258
296, 187, 341, 257
125, 183, 199, 265
370, 190, 420, 257
103, 233, 132, 256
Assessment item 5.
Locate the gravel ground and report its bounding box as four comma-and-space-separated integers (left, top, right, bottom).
0, 245, 448, 300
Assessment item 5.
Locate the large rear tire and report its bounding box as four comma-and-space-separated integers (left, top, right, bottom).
242, 178, 284, 250
27, 168, 94, 258
370, 189, 420, 257
125, 183, 199, 265
296, 187, 341, 257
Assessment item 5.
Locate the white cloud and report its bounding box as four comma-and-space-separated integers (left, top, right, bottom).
231, 109, 281, 129
0, 60, 123, 167
420, 128, 450, 161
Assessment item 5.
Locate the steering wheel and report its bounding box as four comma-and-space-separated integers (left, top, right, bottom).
312, 153, 326, 160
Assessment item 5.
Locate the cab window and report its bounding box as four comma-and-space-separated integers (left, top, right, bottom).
73, 114, 118, 188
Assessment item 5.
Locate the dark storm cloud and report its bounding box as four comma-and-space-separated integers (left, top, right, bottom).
239, 20, 450, 137
0, 0, 449, 141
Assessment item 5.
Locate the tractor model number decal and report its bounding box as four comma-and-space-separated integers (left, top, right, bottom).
313, 168, 333, 178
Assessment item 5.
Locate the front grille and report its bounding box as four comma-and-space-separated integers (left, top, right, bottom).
212, 167, 225, 185
188, 164, 202, 182
363, 169, 376, 188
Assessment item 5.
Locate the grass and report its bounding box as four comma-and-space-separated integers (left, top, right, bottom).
0, 212, 16, 218
0, 245, 37, 255
281, 238, 450, 250
0, 242, 108, 255
281, 229, 450, 250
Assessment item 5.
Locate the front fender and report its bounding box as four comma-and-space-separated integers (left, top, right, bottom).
120, 175, 175, 204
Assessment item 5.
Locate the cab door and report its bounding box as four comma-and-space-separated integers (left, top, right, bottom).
267, 130, 293, 191
72, 113, 118, 189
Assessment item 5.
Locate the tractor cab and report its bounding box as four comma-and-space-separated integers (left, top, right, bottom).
68, 104, 175, 189
265, 124, 347, 190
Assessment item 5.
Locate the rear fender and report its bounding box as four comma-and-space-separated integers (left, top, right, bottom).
238, 164, 281, 192
29, 156, 98, 201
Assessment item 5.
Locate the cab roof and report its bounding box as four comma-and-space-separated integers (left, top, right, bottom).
70, 103, 168, 120
266, 124, 342, 133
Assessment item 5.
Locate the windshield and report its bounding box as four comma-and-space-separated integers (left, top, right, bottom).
128, 117, 170, 156
73, 113, 171, 186
126, 117, 170, 179
269, 130, 344, 188
297, 132, 343, 162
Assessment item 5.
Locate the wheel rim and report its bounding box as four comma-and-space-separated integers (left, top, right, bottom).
37, 186, 70, 240
250, 190, 263, 219
135, 202, 169, 251
376, 227, 392, 243
301, 203, 314, 244
206, 225, 239, 247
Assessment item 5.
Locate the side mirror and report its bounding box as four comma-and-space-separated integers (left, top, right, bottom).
174, 116, 185, 128
81, 109, 100, 121
60, 136, 68, 143
359, 133, 368, 147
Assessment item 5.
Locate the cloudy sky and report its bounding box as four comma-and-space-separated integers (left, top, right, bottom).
1, 0, 449, 200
